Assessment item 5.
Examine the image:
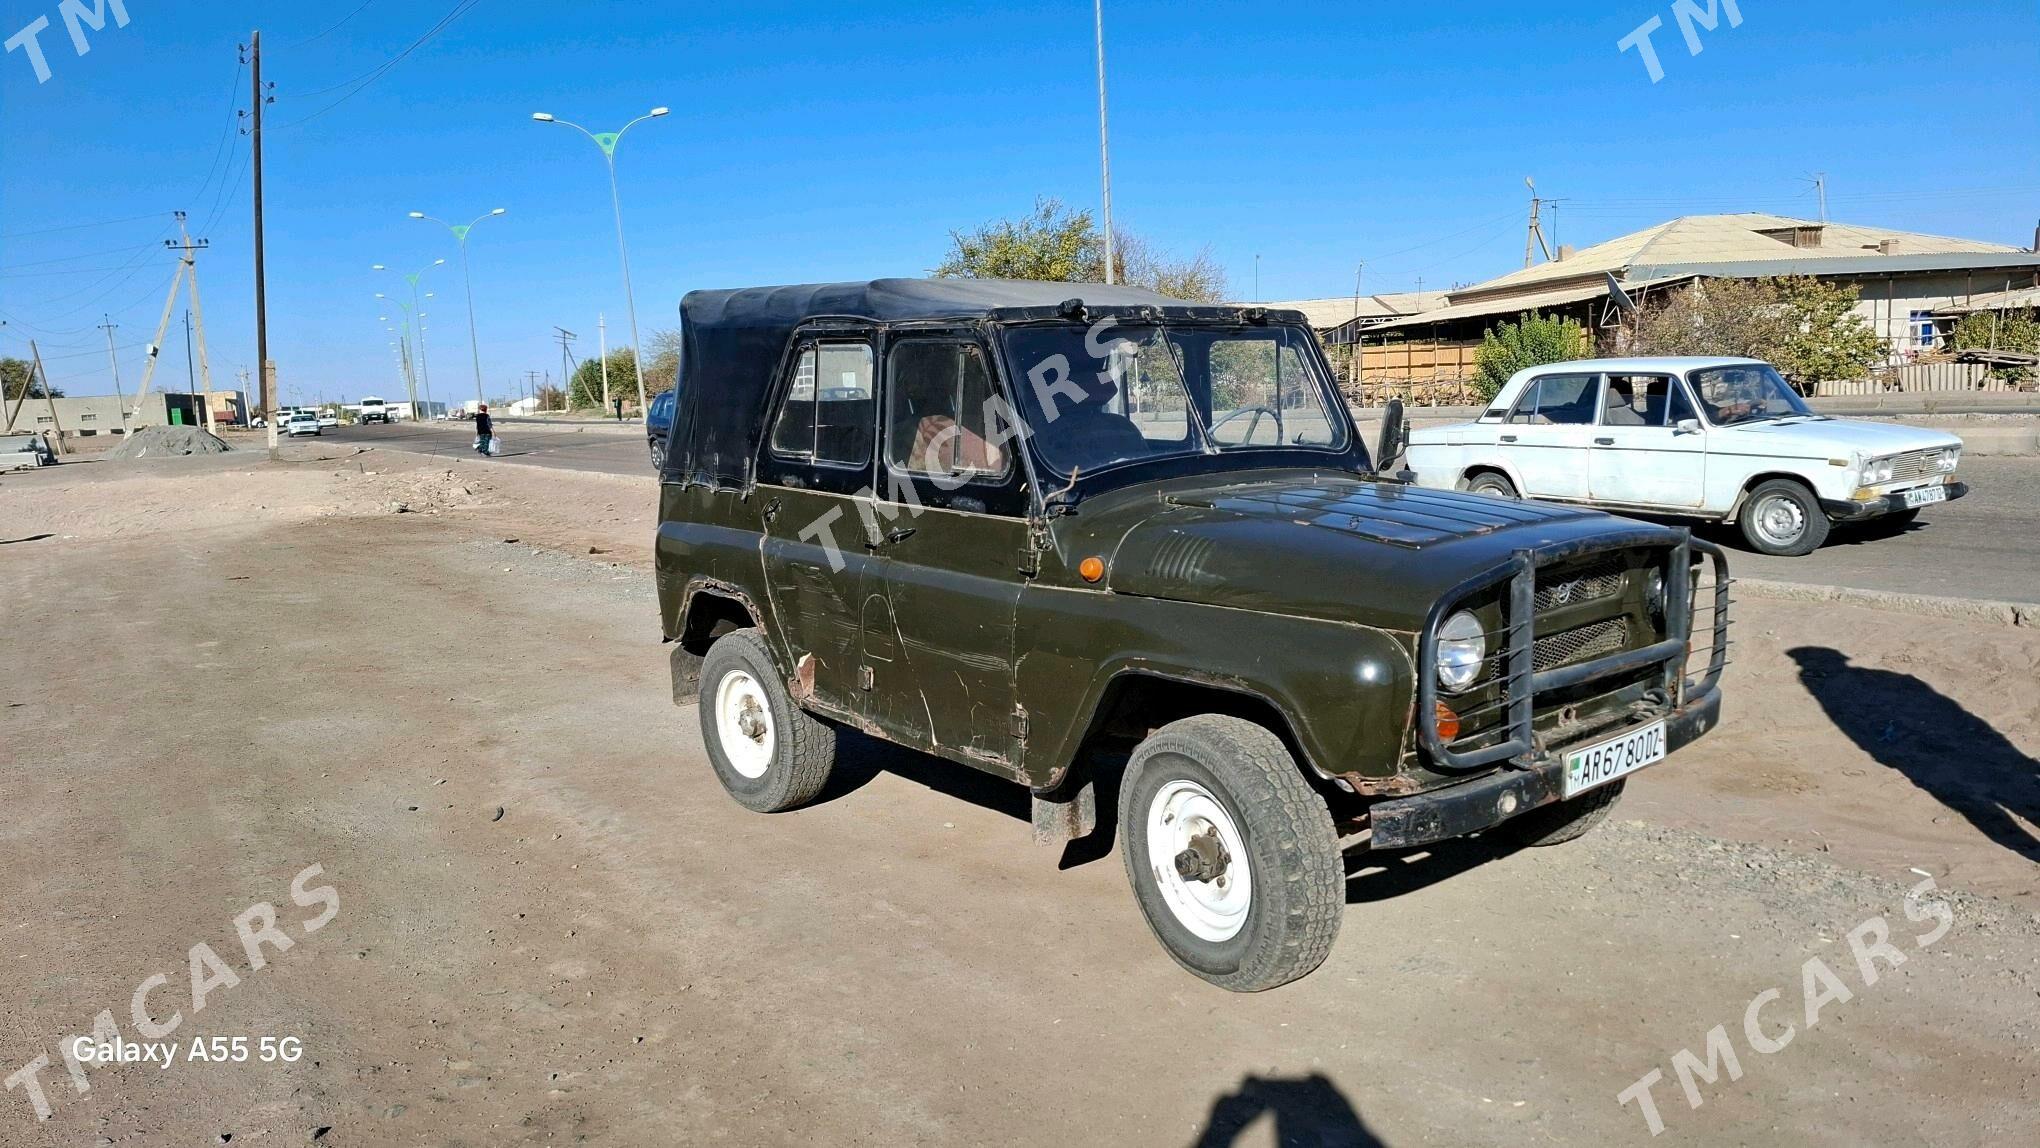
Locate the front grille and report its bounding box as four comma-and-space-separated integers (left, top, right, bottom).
1533, 618, 1629, 673
1534, 559, 1627, 611
1888, 449, 1942, 485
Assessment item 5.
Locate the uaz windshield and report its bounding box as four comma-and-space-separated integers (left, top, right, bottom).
1001, 323, 1348, 478
1687, 363, 1814, 427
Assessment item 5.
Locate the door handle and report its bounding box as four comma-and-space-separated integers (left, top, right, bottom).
1499, 434, 1518, 443
865, 526, 917, 551
762, 497, 781, 523
1594, 437, 1615, 446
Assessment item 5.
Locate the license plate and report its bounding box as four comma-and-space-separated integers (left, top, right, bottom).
1903, 485, 1947, 508
1563, 721, 1667, 798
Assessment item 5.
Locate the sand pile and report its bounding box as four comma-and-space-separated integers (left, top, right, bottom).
110, 424, 233, 459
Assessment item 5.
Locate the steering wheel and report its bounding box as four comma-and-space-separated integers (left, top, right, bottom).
1211, 405, 1281, 443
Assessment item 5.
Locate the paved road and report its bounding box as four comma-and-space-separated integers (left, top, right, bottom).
329, 421, 2040, 604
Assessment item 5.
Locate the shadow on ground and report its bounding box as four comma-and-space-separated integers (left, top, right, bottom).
1192, 1073, 1385, 1147
1789, 645, 2039, 864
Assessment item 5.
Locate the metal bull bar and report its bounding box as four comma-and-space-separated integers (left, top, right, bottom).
1414, 528, 1732, 772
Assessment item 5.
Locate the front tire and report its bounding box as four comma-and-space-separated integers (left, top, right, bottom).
1492, 779, 1626, 847
649, 438, 668, 471
1739, 479, 1830, 556
698, 629, 836, 812
1118, 715, 1342, 992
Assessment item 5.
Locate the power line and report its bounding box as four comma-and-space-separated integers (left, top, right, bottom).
1, 242, 162, 270
0, 212, 173, 240
277, 0, 381, 50
183, 58, 249, 217
274, 0, 486, 129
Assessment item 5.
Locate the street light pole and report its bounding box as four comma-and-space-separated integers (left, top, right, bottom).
532, 107, 669, 418
412, 208, 506, 415
375, 258, 444, 417
1094, 0, 1115, 286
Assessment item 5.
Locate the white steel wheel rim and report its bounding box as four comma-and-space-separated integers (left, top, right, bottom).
1754, 493, 1806, 547
1145, 778, 1253, 943
713, 669, 775, 779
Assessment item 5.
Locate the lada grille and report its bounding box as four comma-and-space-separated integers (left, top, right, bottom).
1886, 449, 1941, 485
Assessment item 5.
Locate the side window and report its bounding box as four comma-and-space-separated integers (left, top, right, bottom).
887, 341, 1008, 480
1509, 374, 1597, 425
1667, 380, 1698, 426
1601, 375, 1680, 427
769, 343, 874, 467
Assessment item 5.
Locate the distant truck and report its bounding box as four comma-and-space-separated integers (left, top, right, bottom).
359, 397, 393, 425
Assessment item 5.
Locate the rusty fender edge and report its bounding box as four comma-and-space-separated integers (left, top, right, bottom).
1367, 685, 1721, 850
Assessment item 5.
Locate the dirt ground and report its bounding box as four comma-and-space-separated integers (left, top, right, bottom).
1, 447, 2034, 1146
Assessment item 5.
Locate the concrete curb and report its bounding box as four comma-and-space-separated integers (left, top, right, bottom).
1735, 577, 2036, 628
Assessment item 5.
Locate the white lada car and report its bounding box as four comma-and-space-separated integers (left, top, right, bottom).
1406, 357, 1966, 556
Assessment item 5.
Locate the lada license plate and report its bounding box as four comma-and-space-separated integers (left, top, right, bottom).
1903, 485, 1947, 508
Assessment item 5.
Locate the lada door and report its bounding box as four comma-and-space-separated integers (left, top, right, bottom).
1587, 372, 1708, 509
858, 334, 1028, 772
755, 334, 880, 712
1498, 371, 1598, 501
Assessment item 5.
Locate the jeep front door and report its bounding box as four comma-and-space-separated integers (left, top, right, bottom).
860, 337, 1028, 772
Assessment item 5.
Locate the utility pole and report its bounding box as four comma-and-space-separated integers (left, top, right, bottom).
524, 370, 541, 408
175, 214, 217, 433
247, 32, 276, 458
184, 310, 198, 426
553, 326, 577, 413
29, 342, 67, 452
100, 316, 130, 433
1349, 262, 1365, 398
1804, 172, 1829, 222
1524, 178, 1552, 267
1094, 0, 1115, 285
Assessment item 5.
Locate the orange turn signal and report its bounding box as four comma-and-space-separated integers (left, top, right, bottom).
1078, 556, 1106, 583
1434, 702, 1462, 743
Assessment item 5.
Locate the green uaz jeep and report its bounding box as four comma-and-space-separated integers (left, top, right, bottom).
656, 279, 1729, 991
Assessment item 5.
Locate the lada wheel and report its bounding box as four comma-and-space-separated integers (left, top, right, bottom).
1493, 779, 1626, 847
698, 629, 837, 813
1466, 471, 1518, 499
1118, 715, 1342, 992
1739, 479, 1830, 556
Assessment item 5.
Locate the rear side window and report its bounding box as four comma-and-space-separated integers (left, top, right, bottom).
1507, 374, 1599, 425
886, 341, 1008, 481
769, 343, 875, 467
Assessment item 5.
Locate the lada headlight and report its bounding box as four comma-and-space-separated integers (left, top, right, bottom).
1862, 457, 1894, 485
1937, 447, 1960, 473
1437, 610, 1487, 694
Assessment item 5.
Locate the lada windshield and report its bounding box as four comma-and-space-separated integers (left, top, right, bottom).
1688, 363, 1815, 427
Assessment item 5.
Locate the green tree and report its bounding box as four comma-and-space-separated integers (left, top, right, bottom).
1948, 309, 2040, 383
643, 326, 683, 395
935, 197, 1230, 303
1628, 276, 1884, 386
1473, 313, 1588, 401
567, 348, 639, 410
2, 357, 62, 401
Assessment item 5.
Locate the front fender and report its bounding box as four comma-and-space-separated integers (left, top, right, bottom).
1012, 586, 1416, 791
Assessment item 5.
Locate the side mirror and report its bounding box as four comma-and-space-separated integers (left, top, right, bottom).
1674, 418, 1701, 435
1375, 399, 1407, 469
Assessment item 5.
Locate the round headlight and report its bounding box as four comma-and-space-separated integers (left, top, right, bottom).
1436, 610, 1487, 694
1646, 568, 1667, 619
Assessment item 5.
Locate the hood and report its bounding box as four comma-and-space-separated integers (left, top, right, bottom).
1069, 473, 1678, 631
1712, 416, 1962, 459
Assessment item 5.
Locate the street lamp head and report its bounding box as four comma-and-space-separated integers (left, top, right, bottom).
650, 107, 670, 117
374, 292, 388, 299
531, 112, 555, 122
491, 208, 507, 216
408, 212, 426, 220
372, 264, 386, 270
433, 258, 447, 266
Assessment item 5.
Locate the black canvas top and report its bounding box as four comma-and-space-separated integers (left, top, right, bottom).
666, 278, 1279, 489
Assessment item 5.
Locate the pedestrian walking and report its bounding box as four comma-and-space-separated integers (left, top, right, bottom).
475, 404, 494, 456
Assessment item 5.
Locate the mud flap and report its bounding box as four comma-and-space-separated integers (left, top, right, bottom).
1030, 780, 1097, 846
670, 643, 704, 706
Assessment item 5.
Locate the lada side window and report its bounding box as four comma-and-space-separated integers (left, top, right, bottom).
886, 340, 1010, 482
1600, 375, 1691, 427
1506, 374, 1599, 425
768, 342, 875, 467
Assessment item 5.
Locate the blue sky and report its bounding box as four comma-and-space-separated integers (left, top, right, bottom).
3, 0, 2036, 406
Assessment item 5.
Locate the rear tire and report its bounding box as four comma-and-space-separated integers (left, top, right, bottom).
1466, 471, 1519, 499
698, 629, 836, 813
1739, 479, 1830, 556
1119, 715, 1342, 992
1494, 780, 1626, 847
